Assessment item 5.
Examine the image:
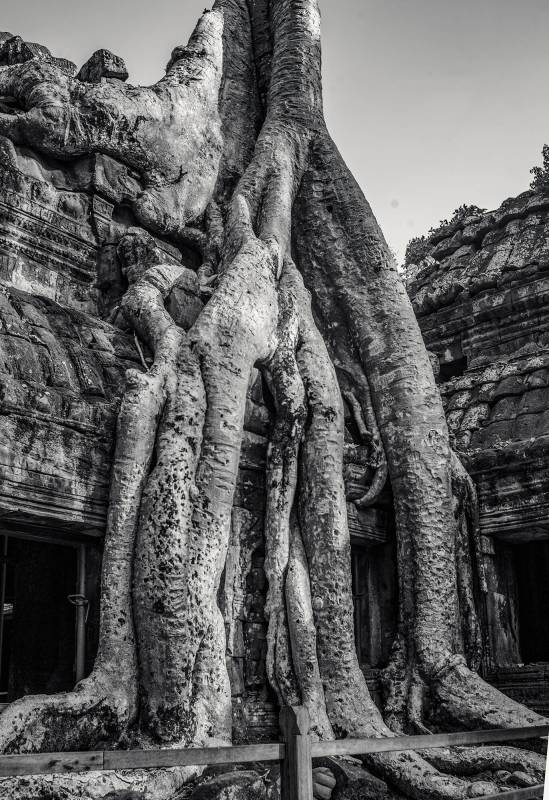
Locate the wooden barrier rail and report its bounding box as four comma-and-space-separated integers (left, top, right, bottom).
310, 724, 549, 758
0, 708, 545, 800
479, 789, 545, 800
0, 742, 285, 778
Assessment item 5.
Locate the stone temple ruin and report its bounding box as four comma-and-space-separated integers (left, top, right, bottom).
0, 32, 546, 742
406, 193, 549, 717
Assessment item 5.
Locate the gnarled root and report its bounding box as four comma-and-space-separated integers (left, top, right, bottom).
131, 193, 280, 747
292, 122, 548, 780
0, 10, 225, 235
0, 667, 134, 756
0, 235, 198, 799
277, 260, 489, 800
343, 388, 388, 507
0, 3, 545, 800
422, 744, 546, 781
262, 271, 334, 740
0, 350, 169, 753
262, 290, 305, 712
0, 765, 201, 800
383, 637, 432, 737
432, 656, 546, 730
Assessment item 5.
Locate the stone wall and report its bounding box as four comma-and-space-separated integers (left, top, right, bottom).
0, 286, 140, 535
407, 189, 549, 714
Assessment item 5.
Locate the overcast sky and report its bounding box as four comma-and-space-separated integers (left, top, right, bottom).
2, 0, 549, 261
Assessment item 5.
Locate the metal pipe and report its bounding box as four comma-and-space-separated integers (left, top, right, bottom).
74, 544, 86, 684
0, 535, 8, 691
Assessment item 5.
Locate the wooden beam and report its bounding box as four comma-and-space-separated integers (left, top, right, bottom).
0, 743, 284, 777
279, 706, 313, 800
479, 787, 544, 800
103, 742, 284, 771
0, 751, 104, 777
310, 725, 549, 758
0, 722, 545, 781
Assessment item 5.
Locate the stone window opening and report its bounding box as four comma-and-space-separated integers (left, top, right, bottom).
438, 355, 468, 383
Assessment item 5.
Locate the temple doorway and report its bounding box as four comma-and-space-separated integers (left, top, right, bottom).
514, 540, 549, 664
0, 533, 98, 705
351, 540, 397, 670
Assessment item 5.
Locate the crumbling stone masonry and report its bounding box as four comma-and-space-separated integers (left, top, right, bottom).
407, 189, 549, 715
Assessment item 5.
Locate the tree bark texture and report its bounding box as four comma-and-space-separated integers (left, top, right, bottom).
0, 1, 545, 798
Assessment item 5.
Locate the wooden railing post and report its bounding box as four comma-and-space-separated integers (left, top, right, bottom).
279, 705, 313, 800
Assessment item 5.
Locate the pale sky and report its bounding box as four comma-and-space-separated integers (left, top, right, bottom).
2, 0, 548, 261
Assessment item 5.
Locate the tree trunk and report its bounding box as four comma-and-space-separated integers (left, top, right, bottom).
0, 1, 545, 798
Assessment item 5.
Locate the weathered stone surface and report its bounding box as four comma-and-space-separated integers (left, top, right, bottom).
407, 190, 549, 545
0, 285, 141, 534
407, 186, 549, 700
0, 34, 75, 74
77, 49, 129, 83
487, 662, 549, 717
509, 771, 538, 787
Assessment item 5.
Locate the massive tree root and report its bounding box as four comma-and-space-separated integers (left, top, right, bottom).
0, 0, 545, 798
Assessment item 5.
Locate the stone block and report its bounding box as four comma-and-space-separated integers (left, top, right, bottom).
77, 49, 129, 83
0, 35, 75, 74
0, 35, 47, 66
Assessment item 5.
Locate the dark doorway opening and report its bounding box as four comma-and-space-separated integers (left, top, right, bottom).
439, 355, 468, 383
0, 535, 94, 703
351, 541, 397, 670
515, 540, 549, 663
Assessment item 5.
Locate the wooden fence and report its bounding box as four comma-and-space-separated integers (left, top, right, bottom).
0, 708, 545, 800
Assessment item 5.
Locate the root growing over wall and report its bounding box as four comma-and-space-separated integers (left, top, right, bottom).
0, 1, 545, 798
